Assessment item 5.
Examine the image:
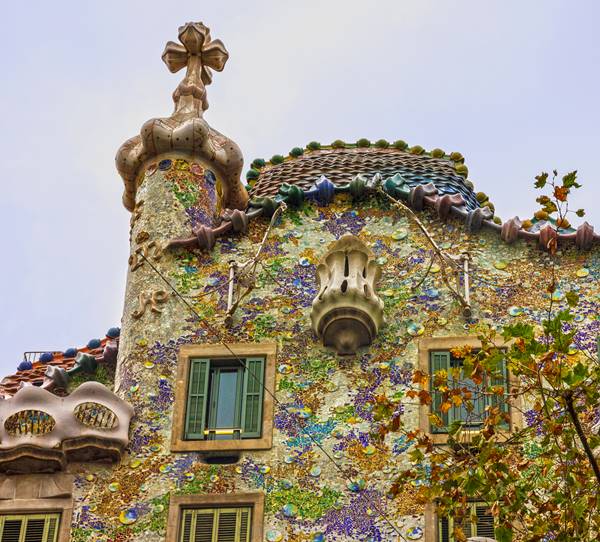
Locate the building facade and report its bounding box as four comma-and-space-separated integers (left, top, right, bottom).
1, 20, 599, 542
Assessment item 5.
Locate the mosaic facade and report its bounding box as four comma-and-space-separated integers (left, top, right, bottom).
62, 158, 597, 542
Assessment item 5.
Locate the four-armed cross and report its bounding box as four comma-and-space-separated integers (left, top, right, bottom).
161, 22, 229, 113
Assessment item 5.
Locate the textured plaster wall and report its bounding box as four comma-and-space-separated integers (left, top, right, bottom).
64, 160, 600, 542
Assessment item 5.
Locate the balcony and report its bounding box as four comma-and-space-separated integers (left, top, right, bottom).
0, 382, 133, 473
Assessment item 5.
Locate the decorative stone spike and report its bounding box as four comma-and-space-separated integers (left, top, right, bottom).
249, 196, 279, 218
194, 225, 217, 251
501, 217, 522, 244
307, 176, 336, 206
466, 207, 493, 232
67, 353, 98, 378
539, 224, 558, 251
382, 173, 410, 200
310, 235, 384, 355
45, 366, 69, 390
409, 183, 437, 211
348, 174, 368, 200
434, 193, 465, 220
279, 183, 305, 207
366, 173, 383, 190
223, 208, 249, 233
101, 341, 119, 364
575, 221, 595, 250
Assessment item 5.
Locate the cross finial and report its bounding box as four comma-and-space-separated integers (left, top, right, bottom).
161, 22, 229, 113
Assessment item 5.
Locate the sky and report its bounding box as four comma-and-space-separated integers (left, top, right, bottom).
1, 0, 599, 376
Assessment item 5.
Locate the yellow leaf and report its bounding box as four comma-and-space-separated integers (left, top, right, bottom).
429, 414, 443, 427
440, 402, 452, 414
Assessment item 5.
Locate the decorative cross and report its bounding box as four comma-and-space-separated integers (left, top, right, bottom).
161, 22, 229, 112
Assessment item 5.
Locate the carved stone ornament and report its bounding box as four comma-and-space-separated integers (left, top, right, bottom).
0, 382, 134, 473
115, 21, 248, 212
311, 234, 384, 355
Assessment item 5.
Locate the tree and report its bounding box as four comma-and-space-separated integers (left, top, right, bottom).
392, 171, 600, 541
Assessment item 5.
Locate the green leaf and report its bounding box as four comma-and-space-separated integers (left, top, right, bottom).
534, 172, 548, 188
447, 420, 463, 436
495, 525, 513, 542
575, 208, 585, 217
562, 170, 580, 189
565, 291, 579, 307
408, 448, 424, 462
502, 323, 534, 340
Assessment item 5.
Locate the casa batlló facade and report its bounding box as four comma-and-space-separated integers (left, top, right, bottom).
1, 21, 598, 542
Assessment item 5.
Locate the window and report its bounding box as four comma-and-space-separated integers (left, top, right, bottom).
166, 494, 264, 542
430, 350, 509, 434
185, 358, 264, 441
172, 343, 276, 452
418, 337, 523, 445
180, 507, 251, 542
438, 502, 495, 542
0, 514, 60, 542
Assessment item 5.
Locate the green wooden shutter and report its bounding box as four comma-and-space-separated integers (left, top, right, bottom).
474, 503, 495, 538
238, 508, 250, 542
185, 359, 210, 440
0, 514, 60, 542
0, 517, 22, 542
438, 516, 450, 542
241, 357, 265, 439
181, 508, 251, 542
430, 351, 450, 432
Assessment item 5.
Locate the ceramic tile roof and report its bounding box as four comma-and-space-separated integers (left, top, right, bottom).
0, 330, 119, 398
249, 147, 480, 210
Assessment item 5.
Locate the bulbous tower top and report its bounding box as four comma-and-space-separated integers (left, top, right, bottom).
115, 21, 248, 213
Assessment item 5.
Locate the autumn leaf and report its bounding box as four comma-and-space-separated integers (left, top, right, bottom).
412, 370, 428, 386
418, 389, 432, 405
453, 525, 467, 542
553, 185, 569, 202
440, 401, 452, 413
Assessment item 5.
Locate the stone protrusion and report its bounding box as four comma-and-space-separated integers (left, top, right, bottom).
311, 235, 384, 355
501, 217, 522, 244
575, 221, 595, 250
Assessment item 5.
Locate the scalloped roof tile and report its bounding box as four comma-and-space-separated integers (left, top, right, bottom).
250, 147, 480, 210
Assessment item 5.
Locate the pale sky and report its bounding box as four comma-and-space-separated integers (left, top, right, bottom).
1, 0, 599, 376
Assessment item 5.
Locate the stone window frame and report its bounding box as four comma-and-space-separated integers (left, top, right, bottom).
171, 343, 277, 453
0, 474, 73, 542
418, 336, 523, 445
166, 492, 264, 542
424, 501, 498, 542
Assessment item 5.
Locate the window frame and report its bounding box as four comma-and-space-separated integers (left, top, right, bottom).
0, 513, 61, 542
418, 337, 523, 445
424, 501, 496, 542
166, 493, 264, 542
171, 343, 277, 453
0, 474, 73, 542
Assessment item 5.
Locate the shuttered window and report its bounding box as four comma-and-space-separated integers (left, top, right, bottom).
0, 514, 60, 542
438, 502, 495, 542
184, 358, 265, 441
430, 350, 509, 434
179, 507, 251, 542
